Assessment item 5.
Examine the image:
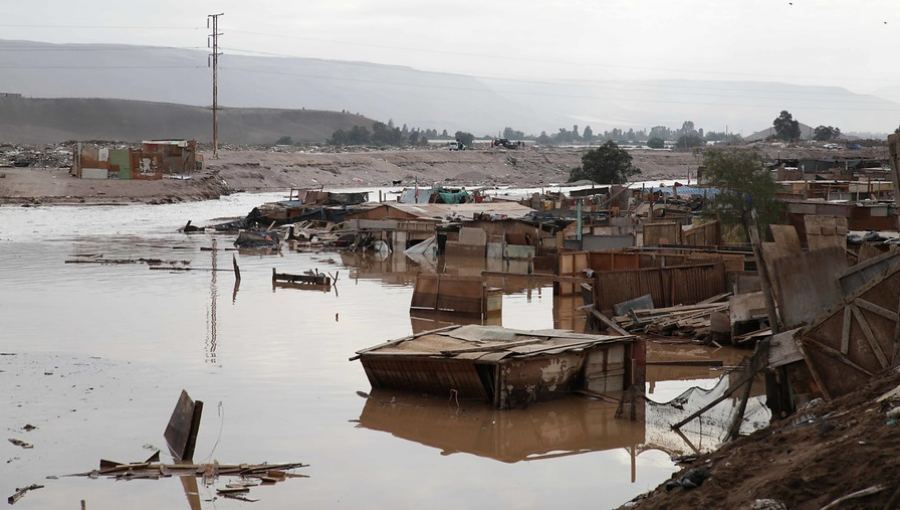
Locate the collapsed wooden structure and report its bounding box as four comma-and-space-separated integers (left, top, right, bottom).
351, 325, 641, 409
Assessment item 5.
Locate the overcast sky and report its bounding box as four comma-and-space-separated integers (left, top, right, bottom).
2, 0, 899, 95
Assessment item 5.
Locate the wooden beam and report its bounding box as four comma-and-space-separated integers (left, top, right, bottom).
841, 306, 852, 355
855, 298, 900, 323
747, 209, 781, 334
804, 337, 874, 377
590, 308, 630, 336
851, 304, 890, 369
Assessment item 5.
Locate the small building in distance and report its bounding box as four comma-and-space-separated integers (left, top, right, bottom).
72, 140, 201, 180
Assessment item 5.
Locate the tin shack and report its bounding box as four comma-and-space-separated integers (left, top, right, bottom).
351, 325, 640, 409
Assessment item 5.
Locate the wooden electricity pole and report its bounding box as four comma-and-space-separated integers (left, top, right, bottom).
207, 13, 224, 159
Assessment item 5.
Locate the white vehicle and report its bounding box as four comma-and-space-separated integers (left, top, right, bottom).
448, 141, 463, 151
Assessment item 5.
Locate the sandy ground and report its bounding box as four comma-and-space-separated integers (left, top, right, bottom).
620, 368, 900, 510
0, 145, 887, 206
0, 147, 700, 205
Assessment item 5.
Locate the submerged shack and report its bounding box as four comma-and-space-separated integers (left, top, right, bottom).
351, 325, 640, 409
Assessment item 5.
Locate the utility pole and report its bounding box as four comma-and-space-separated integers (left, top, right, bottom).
207, 13, 224, 159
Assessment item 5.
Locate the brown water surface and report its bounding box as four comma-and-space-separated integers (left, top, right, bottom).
0, 194, 751, 509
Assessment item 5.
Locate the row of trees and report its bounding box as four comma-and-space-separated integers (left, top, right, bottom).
772, 110, 843, 142
312, 110, 849, 147
327, 122, 476, 147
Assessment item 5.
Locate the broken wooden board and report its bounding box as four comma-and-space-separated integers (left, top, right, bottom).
804, 215, 848, 252
771, 245, 847, 329
164, 390, 203, 462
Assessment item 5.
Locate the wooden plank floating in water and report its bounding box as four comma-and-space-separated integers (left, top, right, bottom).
272, 267, 331, 287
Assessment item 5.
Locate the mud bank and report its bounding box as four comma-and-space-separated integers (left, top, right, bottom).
620, 368, 900, 510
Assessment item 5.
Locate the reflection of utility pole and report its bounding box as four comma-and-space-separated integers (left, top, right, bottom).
207, 13, 224, 159
207, 238, 219, 365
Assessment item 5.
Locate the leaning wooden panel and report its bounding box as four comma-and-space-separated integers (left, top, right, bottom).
797, 264, 900, 399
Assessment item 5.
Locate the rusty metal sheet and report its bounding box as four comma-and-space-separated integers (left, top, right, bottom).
498, 353, 586, 408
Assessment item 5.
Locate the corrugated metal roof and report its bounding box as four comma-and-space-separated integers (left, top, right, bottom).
646, 186, 720, 198
355, 325, 633, 362
383, 202, 536, 220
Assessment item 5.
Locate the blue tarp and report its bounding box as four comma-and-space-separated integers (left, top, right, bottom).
645, 186, 720, 198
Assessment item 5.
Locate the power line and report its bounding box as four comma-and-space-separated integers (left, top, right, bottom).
0, 45, 205, 52
220, 66, 900, 113
222, 27, 900, 84
0, 24, 201, 30
216, 46, 893, 104
0, 65, 204, 69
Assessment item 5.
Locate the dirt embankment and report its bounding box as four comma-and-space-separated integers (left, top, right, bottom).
621, 368, 900, 510
0, 146, 885, 205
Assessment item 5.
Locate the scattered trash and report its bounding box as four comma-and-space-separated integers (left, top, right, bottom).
750, 499, 787, 510
665, 467, 709, 491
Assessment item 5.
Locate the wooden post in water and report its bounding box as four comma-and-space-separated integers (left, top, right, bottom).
232, 254, 241, 282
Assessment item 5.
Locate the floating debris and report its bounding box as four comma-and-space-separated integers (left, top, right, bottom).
8, 438, 33, 449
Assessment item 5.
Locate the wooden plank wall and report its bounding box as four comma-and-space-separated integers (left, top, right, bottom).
643, 221, 681, 246
682, 220, 721, 247
411, 274, 485, 315
362, 358, 489, 400
593, 262, 727, 313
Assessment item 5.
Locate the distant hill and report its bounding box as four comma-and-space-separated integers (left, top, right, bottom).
0, 97, 374, 144
0, 39, 898, 138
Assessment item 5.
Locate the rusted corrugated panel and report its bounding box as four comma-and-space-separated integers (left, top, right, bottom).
362, 358, 488, 400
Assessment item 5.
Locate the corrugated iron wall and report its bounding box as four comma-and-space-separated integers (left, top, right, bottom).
362, 357, 489, 400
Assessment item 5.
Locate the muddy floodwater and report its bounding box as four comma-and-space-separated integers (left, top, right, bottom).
1, 193, 753, 509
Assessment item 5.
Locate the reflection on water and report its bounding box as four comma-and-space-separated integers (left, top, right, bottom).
357, 391, 645, 466
0, 194, 759, 509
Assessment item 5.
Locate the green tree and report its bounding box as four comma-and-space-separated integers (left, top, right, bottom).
649, 125, 673, 141
503, 127, 525, 139
813, 125, 841, 141
773, 110, 801, 141
701, 150, 783, 238
647, 137, 665, 149
454, 131, 475, 147
275, 136, 293, 145
568, 141, 641, 184
676, 134, 705, 149
372, 121, 402, 145
582, 126, 594, 142
536, 131, 552, 145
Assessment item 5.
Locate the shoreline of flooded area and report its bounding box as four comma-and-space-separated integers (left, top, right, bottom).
1, 194, 760, 509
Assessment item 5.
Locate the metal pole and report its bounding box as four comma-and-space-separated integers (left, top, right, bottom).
208, 13, 224, 159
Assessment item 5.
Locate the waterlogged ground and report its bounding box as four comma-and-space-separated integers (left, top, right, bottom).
0, 193, 746, 509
